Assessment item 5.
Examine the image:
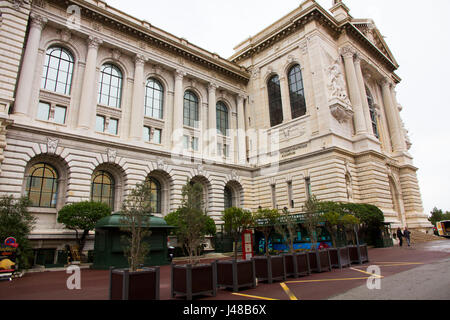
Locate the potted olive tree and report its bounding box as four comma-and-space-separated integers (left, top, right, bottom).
320, 209, 350, 269
170, 182, 217, 300
252, 208, 285, 284
109, 182, 160, 300
216, 207, 255, 292
274, 208, 310, 278
341, 213, 365, 264
303, 196, 331, 273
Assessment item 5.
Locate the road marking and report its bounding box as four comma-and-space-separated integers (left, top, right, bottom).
231, 293, 279, 301
350, 267, 384, 278
280, 282, 298, 300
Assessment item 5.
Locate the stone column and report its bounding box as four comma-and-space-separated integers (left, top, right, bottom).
128, 54, 146, 140
237, 94, 247, 165
172, 69, 185, 150
208, 82, 218, 157
390, 84, 408, 150
380, 78, 406, 152
14, 13, 47, 116
354, 54, 374, 136
279, 76, 292, 123
341, 46, 367, 135
78, 36, 103, 130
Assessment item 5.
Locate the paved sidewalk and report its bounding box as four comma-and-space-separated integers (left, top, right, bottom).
329, 257, 450, 300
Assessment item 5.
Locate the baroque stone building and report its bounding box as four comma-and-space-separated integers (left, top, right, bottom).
0, 0, 432, 257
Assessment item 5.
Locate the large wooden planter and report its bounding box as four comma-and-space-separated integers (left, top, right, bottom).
283, 253, 310, 278
348, 245, 370, 265
252, 255, 286, 284
328, 247, 351, 269
294, 252, 311, 277
171, 263, 217, 300
283, 254, 296, 278
308, 250, 332, 273
216, 259, 256, 292
109, 267, 160, 300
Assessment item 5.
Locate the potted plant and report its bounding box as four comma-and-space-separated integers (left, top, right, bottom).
302, 196, 331, 273
170, 181, 217, 300
252, 208, 285, 283
109, 182, 160, 300
274, 207, 306, 278
216, 207, 255, 292
321, 208, 351, 269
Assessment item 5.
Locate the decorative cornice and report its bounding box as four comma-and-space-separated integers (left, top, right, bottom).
46, 0, 249, 84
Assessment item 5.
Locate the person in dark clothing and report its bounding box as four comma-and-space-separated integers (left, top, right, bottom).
396, 227, 404, 247
403, 227, 411, 247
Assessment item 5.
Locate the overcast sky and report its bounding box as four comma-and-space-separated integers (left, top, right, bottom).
105, 0, 450, 216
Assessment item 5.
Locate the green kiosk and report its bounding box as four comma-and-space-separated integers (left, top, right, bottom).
92, 212, 173, 270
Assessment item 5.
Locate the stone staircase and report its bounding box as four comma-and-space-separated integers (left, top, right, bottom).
410, 230, 443, 243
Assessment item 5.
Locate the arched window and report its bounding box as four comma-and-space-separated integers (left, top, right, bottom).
366, 87, 379, 138
25, 163, 59, 208
183, 91, 199, 128
41, 47, 74, 95
146, 177, 161, 214
267, 75, 283, 127
98, 63, 123, 108
224, 186, 233, 210
145, 78, 164, 119
216, 102, 229, 136
288, 64, 306, 119
91, 171, 115, 209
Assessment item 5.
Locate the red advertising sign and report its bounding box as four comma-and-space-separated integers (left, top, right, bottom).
241, 230, 254, 260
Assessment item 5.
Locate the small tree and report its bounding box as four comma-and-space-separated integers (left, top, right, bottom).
0, 196, 36, 270
274, 208, 299, 254
340, 214, 360, 245
222, 207, 253, 260
253, 208, 280, 256
120, 182, 153, 272
302, 195, 324, 252
175, 181, 212, 264
322, 211, 341, 248
58, 201, 111, 255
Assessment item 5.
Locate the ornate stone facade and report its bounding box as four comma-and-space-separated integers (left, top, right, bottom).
0, 0, 432, 255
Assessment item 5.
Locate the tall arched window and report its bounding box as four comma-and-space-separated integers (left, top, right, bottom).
98, 63, 123, 108
288, 64, 306, 119
25, 163, 59, 208
146, 177, 162, 214
224, 186, 233, 210
267, 75, 283, 127
91, 171, 115, 209
366, 87, 379, 138
145, 78, 164, 119
216, 101, 229, 136
41, 47, 74, 95
183, 91, 199, 128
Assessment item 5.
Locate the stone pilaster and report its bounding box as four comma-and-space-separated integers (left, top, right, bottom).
172, 69, 185, 151
341, 46, 367, 135
128, 54, 146, 140
14, 13, 47, 116
78, 36, 102, 130
354, 54, 374, 136
237, 94, 247, 165
208, 82, 218, 157
380, 78, 406, 153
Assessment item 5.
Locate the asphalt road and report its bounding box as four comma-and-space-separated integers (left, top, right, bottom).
330, 247, 450, 300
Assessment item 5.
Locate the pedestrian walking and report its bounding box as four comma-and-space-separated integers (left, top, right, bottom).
404, 227, 411, 247
396, 227, 404, 247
